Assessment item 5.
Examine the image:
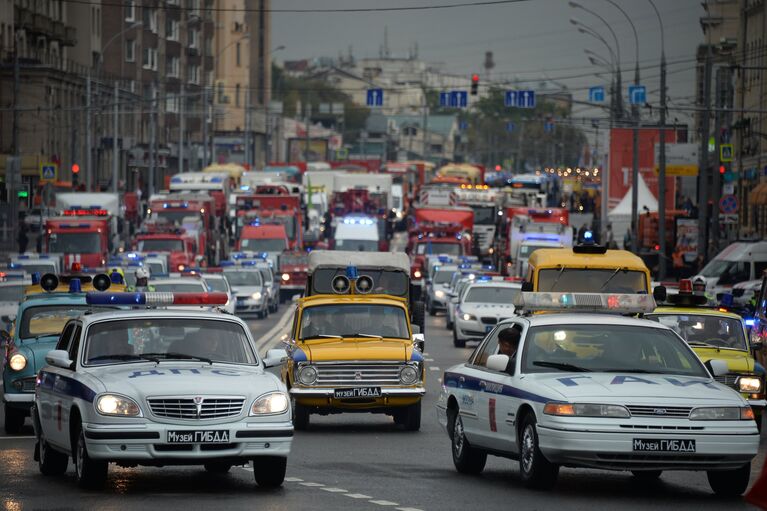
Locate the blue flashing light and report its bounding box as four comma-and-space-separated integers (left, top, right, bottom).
87, 292, 146, 305
17, 255, 29, 259
31, 272, 40, 285
241, 260, 257, 266
584, 230, 593, 240
126, 252, 143, 260
342, 217, 375, 225
171, 177, 183, 183
260, 252, 269, 259
483, 264, 496, 271
232, 252, 247, 260
210, 176, 223, 183
560, 294, 572, 305
346, 265, 359, 280
720, 293, 734, 308
459, 263, 473, 269
306, 247, 313, 253
240, 185, 250, 191
127, 262, 144, 267
477, 276, 492, 281
110, 272, 124, 284
220, 261, 235, 267
438, 256, 453, 263
250, 219, 261, 226
147, 252, 159, 257
746, 318, 756, 327
7, 263, 21, 269
69, 278, 82, 293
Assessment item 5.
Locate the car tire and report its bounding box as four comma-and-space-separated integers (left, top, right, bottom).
204, 462, 232, 474
74, 425, 108, 489
707, 463, 751, 496
446, 319, 453, 330
4, 406, 25, 434
38, 432, 68, 476
453, 328, 465, 348
253, 456, 287, 488
450, 410, 486, 474
293, 403, 310, 431
518, 413, 559, 489
394, 402, 421, 431
411, 301, 426, 334
427, 300, 436, 316
631, 470, 662, 481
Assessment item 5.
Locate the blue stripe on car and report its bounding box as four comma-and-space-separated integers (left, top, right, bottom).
443, 370, 550, 403
39, 371, 96, 403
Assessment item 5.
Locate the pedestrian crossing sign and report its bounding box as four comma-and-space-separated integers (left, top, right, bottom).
40, 162, 58, 182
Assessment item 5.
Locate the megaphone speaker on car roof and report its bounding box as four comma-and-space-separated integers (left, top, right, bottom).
332, 275, 350, 294
355, 275, 374, 294
92, 273, 112, 292
40, 273, 59, 292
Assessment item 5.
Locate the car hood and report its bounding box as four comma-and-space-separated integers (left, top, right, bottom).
88, 362, 278, 397
528, 372, 742, 403
231, 285, 264, 295
298, 339, 411, 362
461, 302, 515, 315
689, 348, 755, 372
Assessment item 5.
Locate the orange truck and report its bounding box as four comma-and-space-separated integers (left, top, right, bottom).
235, 194, 303, 250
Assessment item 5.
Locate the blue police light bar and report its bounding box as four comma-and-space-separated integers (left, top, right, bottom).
477, 276, 492, 281
69, 278, 82, 293
584, 230, 593, 240
746, 318, 756, 327
31, 272, 40, 285
85, 292, 229, 306
438, 256, 453, 263
241, 260, 257, 266
7, 263, 21, 269
220, 261, 235, 267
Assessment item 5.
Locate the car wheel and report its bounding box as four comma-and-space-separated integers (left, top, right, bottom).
74, 424, 108, 489
446, 318, 453, 330
428, 300, 436, 316
293, 402, 310, 431
38, 431, 68, 476
518, 413, 559, 489
631, 470, 662, 481
394, 402, 421, 431
204, 462, 232, 474
450, 410, 486, 474
453, 328, 465, 348
253, 456, 287, 488
707, 463, 751, 496
4, 406, 25, 434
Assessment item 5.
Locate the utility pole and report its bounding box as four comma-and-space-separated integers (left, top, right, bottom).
658, 52, 668, 278
149, 84, 157, 196
179, 87, 185, 173
422, 95, 430, 162
710, 67, 726, 255
202, 85, 208, 167
630, 75, 640, 253
10, 31, 21, 246
244, 92, 250, 167
112, 82, 119, 192
304, 103, 311, 162
697, 44, 713, 261
86, 75, 93, 191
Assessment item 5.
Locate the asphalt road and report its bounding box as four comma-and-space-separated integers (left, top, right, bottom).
2, 307, 766, 510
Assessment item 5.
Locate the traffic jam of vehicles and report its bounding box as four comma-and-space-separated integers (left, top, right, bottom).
1, 160, 766, 500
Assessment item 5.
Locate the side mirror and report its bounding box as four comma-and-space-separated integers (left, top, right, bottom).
46, 349, 73, 369
705, 359, 729, 377
487, 354, 511, 373
412, 333, 425, 352
521, 281, 533, 292
263, 348, 288, 368
653, 285, 667, 303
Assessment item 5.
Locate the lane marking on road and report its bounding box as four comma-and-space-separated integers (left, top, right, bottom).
299, 482, 325, 487
0, 436, 35, 440
397, 508, 425, 511
438, 378, 442, 383
370, 500, 399, 506
428, 367, 440, 371
423, 352, 430, 356
284, 477, 304, 482
344, 494, 373, 499
320, 487, 348, 493
424, 358, 434, 362
255, 306, 294, 352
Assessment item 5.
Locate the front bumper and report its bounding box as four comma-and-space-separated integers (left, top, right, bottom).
235, 298, 266, 313
290, 386, 425, 410
455, 317, 493, 340
82, 420, 294, 462
537, 424, 759, 471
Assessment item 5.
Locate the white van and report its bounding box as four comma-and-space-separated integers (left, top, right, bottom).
694, 241, 767, 295
332, 215, 379, 252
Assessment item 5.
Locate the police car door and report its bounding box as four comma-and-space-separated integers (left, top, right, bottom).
39, 322, 79, 448
460, 328, 502, 449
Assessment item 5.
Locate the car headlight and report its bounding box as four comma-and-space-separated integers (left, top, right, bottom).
250, 392, 289, 415
281, 273, 290, 281
462, 313, 476, 321
738, 376, 762, 393
689, 407, 754, 421
96, 394, 141, 416
413, 270, 422, 279
298, 365, 318, 385
178, 264, 186, 271
435, 290, 445, 299
399, 365, 419, 385
8, 353, 26, 371
251, 292, 262, 300
544, 402, 630, 418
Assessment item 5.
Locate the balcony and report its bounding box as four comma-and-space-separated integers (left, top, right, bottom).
14, 6, 34, 29
63, 26, 77, 47
186, 47, 199, 57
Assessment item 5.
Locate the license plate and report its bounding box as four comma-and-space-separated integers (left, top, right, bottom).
167, 430, 230, 444
632, 438, 696, 453
333, 387, 382, 399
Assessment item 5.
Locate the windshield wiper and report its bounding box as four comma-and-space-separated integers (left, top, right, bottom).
533, 361, 592, 372
599, 368, 657, 374
349, 333, 384, 339
88, 354, 160, 363
302, 334, 343, 340
686, 341, 718, 349
548, 266, 566, 291
599, 267, 623, 291
142, 352, 213, 365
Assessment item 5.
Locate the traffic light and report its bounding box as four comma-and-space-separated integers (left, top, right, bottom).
71, 163, 80, 174
17, 183, 30, 208
471, 74, 479, 95
719, 165, 726, 175
71, 163, 80, 185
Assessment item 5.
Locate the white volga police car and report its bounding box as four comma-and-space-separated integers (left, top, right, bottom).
437, 292, 760, 496
31, 292, 293, 489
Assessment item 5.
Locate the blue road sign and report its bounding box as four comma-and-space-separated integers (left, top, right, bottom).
544, 121, 554, 134
719, 195, 738, 214
506, 122, 515, 133
628, 85, 646, 105
366, 88, 384, 107
439, 92, 450, 107
518, 90, 535, 108
459, 120, 469, 131
41, 165, 56, 180
588, 86, 605, 103
505, 90, 517, 107
449, 91, 468, 108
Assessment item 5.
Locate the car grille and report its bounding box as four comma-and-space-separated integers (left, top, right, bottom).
21, 376, 37, 392
314, 363, 403, 386
481, 317, 497, 325
714, 374, 742, 391
732, 288, 745, 297
147, 397, 245, 420
626, 405, 691, 419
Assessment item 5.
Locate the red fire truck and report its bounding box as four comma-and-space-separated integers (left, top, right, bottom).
45, 212, 111, 269
235, 194, 303, 250
133, 223, 200, 272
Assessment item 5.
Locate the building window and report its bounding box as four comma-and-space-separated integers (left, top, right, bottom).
167, 56, 179, 77
166, 19, 178, 41
236, 42, 241, 67
188, 28, 198, 48
143, 7, 157, 33
190, 0, 200, 16
125, 0, 135, 21
235, 83, 240, 106
204, 37, 212, 56
142, 47, 157, 70
166, 94, 179, 113
125, 39, 135, 62
188, 64, 200, 85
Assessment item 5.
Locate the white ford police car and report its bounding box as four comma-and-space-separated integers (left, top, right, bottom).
437, 292, 760, 496
32, 292, 293, 489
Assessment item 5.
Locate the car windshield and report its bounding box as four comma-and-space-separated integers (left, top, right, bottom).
280, 254, 308, 267
154, 211, 201, 225
153, 282, 206, 293
521, 324, 708, 377
20, 305, 92, 338
84, 318, 256, 365
537, 268, 648, 293
519, 244, 554, 258
147, 262, 165, 275
204, 277, 229, 292
299, 304, 410, 340
138, 239, 184, 252
471, 206, 496, 225
699, 259, 751, 285
48, 233, 101, 253
335, 239, 379, 252
646, 314, 748, 351
241, 238, 288, 252
434, 270, 455, 284
464, 286, 520, 304
224, 271, 263, 287
416, 242, 462, 256
15, 263, 55, 275
0, 284, 23, 302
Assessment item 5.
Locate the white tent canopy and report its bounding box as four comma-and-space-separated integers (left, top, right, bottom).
608, 174, 658, 247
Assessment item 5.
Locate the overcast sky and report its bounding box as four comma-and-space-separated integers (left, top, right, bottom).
272, 0, 705, 129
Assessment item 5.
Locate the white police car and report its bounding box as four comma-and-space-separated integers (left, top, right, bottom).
437, 292, 760, 496
427, 264, 458, 315
222, 268, 269, 318
32, 291, 293, 489
453, 278, 521, 347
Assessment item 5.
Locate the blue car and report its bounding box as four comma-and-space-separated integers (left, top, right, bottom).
2, 292, 116, 433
